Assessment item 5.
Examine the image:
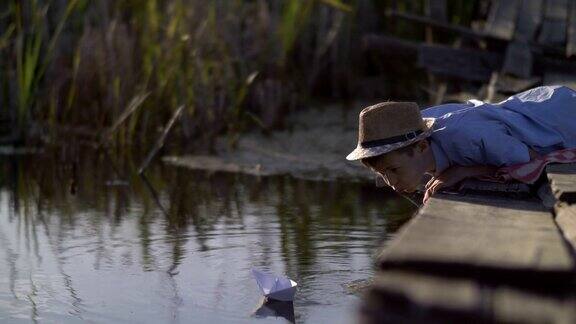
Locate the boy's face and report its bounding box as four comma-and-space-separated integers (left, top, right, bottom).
368, 143, 430, 193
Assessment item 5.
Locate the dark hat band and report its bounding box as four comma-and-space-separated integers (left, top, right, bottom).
360, 129, 423, 148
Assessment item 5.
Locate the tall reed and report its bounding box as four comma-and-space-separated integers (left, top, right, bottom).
4, 0, 83, 130
0, 0, 475, 147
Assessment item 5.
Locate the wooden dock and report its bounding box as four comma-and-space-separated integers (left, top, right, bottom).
359, 164, 576, 323
359, 1, 576, 321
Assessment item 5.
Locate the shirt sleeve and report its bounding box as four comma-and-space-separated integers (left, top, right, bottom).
446, 123, 531, 167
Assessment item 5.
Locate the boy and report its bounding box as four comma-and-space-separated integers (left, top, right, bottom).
346, 85, 576, 202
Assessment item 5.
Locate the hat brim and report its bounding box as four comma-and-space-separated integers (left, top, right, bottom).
346, 118, 435, 161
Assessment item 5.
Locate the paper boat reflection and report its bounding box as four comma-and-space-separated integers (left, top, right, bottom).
253, 298, 295, 323
251, 268, 297, 302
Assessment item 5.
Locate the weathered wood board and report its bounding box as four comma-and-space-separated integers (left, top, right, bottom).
418, 45, 502, 82
485, 0, 520, 40
362, 271, 486, 323
425, 0, 447, 22
362, 34, 418, 59
361, 270, 576, 324
377, 194, 575, 282
366, 35, 576, 84
503, 41, 533, 78
501, 0, 543, 77
516, 0, 543, 39
384, 10, 490, 41
546, 163, 576, 203
538, 0, 569, 47
458, 178, 531, 197
556, 203, 576, 252
568, 0, 576, 57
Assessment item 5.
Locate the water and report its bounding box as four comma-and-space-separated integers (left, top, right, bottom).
0, 149, 415, 323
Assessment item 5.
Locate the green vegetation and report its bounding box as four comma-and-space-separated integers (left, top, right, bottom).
0, 0, 475, 148
0, 0, 353, 147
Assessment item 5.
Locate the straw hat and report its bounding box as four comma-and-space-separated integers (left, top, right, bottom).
346, 102, 435, 161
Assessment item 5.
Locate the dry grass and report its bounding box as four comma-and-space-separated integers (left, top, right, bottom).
0, 0, 474, 148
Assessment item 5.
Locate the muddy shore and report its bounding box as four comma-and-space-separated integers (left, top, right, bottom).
164, 105, 375, 182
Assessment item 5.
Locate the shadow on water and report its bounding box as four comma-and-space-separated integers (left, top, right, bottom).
253, 298, 296, 323
0, 146, 416, 323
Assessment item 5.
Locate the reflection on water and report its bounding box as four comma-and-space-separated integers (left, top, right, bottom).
254, 299, 295, 323
0, 148, 415, 323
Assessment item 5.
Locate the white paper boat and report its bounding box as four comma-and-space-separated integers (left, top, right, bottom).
251, 269, 297, 301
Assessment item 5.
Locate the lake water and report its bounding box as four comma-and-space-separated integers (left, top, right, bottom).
0, 148, 415, 323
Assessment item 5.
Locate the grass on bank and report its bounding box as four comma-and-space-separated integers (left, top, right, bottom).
1, 0, 476, 149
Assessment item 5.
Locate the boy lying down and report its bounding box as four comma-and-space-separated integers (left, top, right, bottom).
346, 86, 576, 203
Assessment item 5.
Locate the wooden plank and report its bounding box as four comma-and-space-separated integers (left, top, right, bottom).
371, 271, 481, 313
538, 0, 569, 47
502, 0, 542, 77
363, 35, 574, 81
361, 270, 576, 323
556, 204, 576, 253
568, 0, 576, 56
418, 45, 502, 82
502, 40, 533, 78
516, 0, 543, 40
492, 286, 576, 323
425, 0, 447, 22
385, 10, 490, 41
547, 163, 576, 203
362, 34, 502, 82
362, 271, 486, 323
385, 9, 566, 56
485, 0, 521, 40
378, 194, 575, 283
458, 179, 531, 197
362, 34, 419, 59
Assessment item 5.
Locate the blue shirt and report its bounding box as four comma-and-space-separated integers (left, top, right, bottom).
422, 86, 576, 174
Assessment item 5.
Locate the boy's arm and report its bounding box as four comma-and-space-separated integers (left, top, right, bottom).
423, 165, 498, 203
423, 149, 540, 202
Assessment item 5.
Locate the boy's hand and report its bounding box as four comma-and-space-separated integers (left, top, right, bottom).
424, 167, 468, 203
423, 166, 497, 203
